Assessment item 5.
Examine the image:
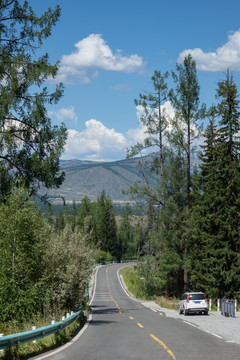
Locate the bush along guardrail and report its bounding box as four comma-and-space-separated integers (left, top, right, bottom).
0, 308, 83, 350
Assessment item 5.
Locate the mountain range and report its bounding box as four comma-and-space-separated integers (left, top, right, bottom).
39, 156, 201, 205
39, 157, 147, 204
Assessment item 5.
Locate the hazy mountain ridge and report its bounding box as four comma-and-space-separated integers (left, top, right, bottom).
40, 156, 201, 204
41, 157, 145, 204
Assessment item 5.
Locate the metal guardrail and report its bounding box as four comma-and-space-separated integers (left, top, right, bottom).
0, 262, 137, 351
0, 308, 83, 350
221, 299, 235, 317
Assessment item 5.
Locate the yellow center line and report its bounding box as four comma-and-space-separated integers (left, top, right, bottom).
149, 334, 176, 360
129, 316, 134, 320
105, 267, 123, 314
137, 323, 144, 328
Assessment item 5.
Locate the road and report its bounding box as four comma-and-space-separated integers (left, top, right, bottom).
37, 263, 240, 360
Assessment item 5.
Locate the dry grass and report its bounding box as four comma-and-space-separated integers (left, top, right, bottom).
156, 296, 179, 310
0, 313, 86, 360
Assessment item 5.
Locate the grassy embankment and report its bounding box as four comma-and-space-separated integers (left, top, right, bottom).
120, 265, 179, 310
0, 310, 87, 360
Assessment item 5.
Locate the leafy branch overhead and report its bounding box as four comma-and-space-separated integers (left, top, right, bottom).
0, 0, 67, 199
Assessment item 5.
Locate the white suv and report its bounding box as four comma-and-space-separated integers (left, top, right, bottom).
179, 292, 208, 315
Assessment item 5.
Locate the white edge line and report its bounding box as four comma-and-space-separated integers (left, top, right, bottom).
34, 266, 102, 359
117, 266, 227, 343
117, 265, 141, 303
117, 265, 164, 315
204, 330, 223, 339
183, 321, 223, 340
183, 320, 199, 328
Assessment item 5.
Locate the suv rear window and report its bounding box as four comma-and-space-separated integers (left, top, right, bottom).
189, 294, 205, 300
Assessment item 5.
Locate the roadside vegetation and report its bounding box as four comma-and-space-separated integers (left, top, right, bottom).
120, 266, 179, 310
1, 1, 240, 359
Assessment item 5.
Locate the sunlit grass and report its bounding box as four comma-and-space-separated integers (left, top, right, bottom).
120, 265, 150, 300
0, 313, 86, 360
120, 265, 179, 309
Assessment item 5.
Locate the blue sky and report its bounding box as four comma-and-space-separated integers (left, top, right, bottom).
34, 0, 240, 161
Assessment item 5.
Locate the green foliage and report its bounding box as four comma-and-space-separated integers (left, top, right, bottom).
43, 224, 94, 311
120, 266, 149, 300
127, 71, 170, 211
0, 186, 94, 328
117, 204, 135, 258
0, 0, 67, 199
93, 250, 115, 264
0, 186, 46, 323
126, 60, 240, 301
189, 73, 240, 299
0, 315, 86, 360
94, 191, 120, 259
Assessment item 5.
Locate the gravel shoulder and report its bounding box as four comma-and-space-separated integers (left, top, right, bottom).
118, 272, 240, 345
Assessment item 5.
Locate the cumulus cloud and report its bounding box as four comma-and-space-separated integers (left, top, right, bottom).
49, 106, 78, 124
53, 34, 145, 84
127, 101, 176, 144
60, 101, 203, 161
63, 119, 128, 161
178, 29, 240, 72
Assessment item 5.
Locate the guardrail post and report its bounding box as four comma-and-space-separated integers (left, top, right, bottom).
51, 320, 55, 325
209, 299, 212, 311
235, 299, 237, 312
0, 309, 83, 350
0, 334, 3, 352
32, 326, 37, 343
217, 299, 220, 311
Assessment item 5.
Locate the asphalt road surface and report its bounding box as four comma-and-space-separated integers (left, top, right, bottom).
36, 264, 240, 360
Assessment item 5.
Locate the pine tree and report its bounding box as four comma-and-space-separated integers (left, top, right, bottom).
213, 72, 240, 297
118, 204, 135, 259
0, 1, 67, 199
95, 191, 119, 259
169, 54, 204, 289
189, 110, 221, 297
190, 73, 240, 298
127, 70, 169, 208
77, 196, 94, 231
151, 150, 188, 297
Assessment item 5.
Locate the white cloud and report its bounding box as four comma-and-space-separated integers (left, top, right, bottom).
53, 34, 145, 84
178, 29, 240, 72
62, 119, 128, 161
110, 83, 130, 91
126, 105, 148, 144
61, 101, 203, 161
49, 106, 78, 124
127, 101, 176, 145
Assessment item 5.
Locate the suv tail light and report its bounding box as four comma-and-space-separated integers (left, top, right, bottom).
187, 294, 190, 303
204, 293, 207, 301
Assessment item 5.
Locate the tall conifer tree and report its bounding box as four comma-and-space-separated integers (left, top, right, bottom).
0, 1, 67, 198
190, 73, 240, 298
169, 54, 204, 289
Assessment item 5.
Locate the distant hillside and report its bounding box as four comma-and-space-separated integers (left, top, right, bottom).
38, 155, 201, 205
39, 157, 146, 204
